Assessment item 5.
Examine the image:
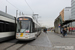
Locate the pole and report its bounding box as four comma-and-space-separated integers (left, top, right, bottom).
19, 12, 21, 16
14, 17, 16, 37
22, 12, 23, 15
5, 6, 7, 13
15, 10, 18, 36
71, 22, 72, 34
16, 10, 18, 18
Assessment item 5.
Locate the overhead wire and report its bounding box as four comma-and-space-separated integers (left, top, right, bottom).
6, 0, 34, 15
6, 0, 24, 14
24, 0, 34, 14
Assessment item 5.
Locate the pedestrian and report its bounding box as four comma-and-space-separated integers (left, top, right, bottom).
61, 28, 63, 34
43, 29, 45, 32
63, 28, 67, 37
65, 28, 67, 36
43, 28, 47, 33
45, 28, 47, 33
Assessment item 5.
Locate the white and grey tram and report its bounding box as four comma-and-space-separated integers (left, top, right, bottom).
16, 16, 41, 40
0, 11, 16, 42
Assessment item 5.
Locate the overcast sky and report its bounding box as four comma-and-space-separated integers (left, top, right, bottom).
0, 0, 71, 27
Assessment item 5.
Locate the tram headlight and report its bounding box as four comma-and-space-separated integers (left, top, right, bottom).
25, 34, 28, 35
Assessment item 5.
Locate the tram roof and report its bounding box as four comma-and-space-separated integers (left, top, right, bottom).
18, 15, 41, 26
18, 15, 33, 19
0, 11, 15, 20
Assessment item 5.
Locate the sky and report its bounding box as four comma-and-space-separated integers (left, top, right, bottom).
0, 0, 71, 28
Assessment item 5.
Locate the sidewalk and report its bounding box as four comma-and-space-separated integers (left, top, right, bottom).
47, 31, 75, 50
57, 32, 75, 38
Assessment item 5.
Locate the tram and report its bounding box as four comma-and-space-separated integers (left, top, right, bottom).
16, 15, 41, 40
0, 11, 16, 42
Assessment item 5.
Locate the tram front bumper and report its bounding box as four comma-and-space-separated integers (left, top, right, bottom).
16, 36, 37, 41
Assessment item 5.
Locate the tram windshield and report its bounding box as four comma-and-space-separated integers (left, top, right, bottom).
17, 20, 30, 33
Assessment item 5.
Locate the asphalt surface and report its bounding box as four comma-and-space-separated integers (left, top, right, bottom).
0, 31, 75, 50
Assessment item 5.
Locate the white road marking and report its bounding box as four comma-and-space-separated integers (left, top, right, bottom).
45, 33, 52, 47
28, 32, 52, 47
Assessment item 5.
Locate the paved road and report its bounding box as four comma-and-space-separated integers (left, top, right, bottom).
0, 31, 75, 50
47, 31, 75, 50
0, 32, 52, 50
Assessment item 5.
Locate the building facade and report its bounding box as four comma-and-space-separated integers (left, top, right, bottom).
67, 0, 75, 33
60, 7, 71, 21
71, 0, 75, 20
64, 7, 71, 20
54, 15, 61, 33
54, 0, 75, 34
54, 7, 71, 34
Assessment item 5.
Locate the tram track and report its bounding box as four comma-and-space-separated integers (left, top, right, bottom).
4, 41, 18, 50
16, 43, 27, 50
4, 43, 17, 50
0, 39, 18, 50
4, 41, 28, 50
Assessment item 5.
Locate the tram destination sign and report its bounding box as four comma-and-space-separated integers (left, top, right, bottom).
17, 17, 29, 20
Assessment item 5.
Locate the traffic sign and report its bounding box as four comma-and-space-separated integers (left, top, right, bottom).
58, 24, 61, 27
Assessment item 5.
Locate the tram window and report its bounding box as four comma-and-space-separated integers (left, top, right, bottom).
10, 24, 12, 31
30, 22, 34, 33
35, 24, 39, 32
30, 22, 32, 33
6, 23, 10, 32
0, 20, 15, 32
5, 22, 15, 32
10, 25, 12, 31
9, 23, 15, 32
11, 25, 13, 31
32, 23, 35, 32
11, 23, 14, 31
8, 24, 11, 32
8, 24, 9, 32
17, 20, 30, 33
0, 23, 1, 32
34, 24, 37, 32
3, 23, 6, 32
0, 22, 3, 32
6, 24, 9, 32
